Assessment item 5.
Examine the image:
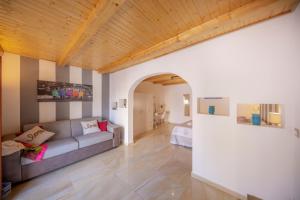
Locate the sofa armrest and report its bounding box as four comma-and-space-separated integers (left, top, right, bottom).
2, 150, 22, 183
108, 123, 123, 147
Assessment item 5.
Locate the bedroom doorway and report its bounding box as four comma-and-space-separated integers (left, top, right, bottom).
131, 73, 193, 146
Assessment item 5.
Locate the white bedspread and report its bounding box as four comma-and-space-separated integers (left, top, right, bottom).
170, 126, 192, 148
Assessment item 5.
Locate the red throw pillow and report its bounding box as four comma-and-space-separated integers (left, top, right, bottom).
98, 120, 108, 131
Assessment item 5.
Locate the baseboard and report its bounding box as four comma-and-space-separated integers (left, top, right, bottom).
191, 172, 247, 200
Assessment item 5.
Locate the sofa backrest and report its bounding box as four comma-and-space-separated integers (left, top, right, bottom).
70, 117, 105, 137
23, 120, 72, 140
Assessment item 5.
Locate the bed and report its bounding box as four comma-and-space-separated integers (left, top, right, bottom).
170, 120, 192, 148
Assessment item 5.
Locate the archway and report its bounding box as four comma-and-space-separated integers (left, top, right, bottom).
128, 72, 193, 147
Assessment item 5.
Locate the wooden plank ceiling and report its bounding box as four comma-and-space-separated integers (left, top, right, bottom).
0, 0, 299, 73
144, 74, 186, 86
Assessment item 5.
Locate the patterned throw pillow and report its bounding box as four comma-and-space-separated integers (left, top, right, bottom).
81, 120, 101, 135
14, 126, 55, 146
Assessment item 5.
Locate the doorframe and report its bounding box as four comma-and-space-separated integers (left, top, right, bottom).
0, 45, 4, 198
127, 72, 193, 145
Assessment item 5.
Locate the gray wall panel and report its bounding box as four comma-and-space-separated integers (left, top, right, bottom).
82, 69, 92, 85
20, 56, 39, 128
82, 69, 93, 118
102, 73, 110, 119
56, 66, 70, 120
56, 66, 70, 83
56, 102, 70, 121
82, 101, 93, 118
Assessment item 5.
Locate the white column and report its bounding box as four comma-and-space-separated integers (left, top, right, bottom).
92, 71, 102, 117
39, 59, 56, 123
69, 66, 82, 119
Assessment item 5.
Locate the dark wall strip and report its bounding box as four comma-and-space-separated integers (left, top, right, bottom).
82, 102, 93, 118
82, 69, 92, 85
56, 66, 70, 120
102, 73, 110, 119
20, 56, 39, 128
82, 69, 93, 118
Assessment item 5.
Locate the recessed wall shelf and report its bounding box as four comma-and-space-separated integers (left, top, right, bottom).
237, 104, 283, 128
197, 97, 229, 116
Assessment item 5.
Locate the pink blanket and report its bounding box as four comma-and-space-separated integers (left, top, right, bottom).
22, 143, 48, 161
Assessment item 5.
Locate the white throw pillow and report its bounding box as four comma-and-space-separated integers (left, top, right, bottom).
81, 120, 100, 135
14, 126, 55, 146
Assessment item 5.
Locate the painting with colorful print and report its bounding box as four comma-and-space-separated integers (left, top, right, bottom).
37, 80, 93, 102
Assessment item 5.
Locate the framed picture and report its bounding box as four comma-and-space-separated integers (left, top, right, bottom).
37, 80, 93, 102
112, 102, 118, 110
119, 99, 127, 108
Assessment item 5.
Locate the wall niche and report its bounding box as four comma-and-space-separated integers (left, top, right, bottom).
237, 104, 283, 128
197, 97, 229, 116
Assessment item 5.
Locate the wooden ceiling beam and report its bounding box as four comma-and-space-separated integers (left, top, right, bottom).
143, 73, 186, 85
162, 79, 187, 86
57, 0, 126, 67
153, 77, 183, 84
150, 77, 186, 85
97, 0, 299, 73
144, 74, 174, 82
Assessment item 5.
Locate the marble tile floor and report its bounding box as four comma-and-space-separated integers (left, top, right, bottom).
6, 124, 240, 200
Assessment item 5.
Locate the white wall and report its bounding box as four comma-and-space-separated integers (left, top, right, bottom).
164, 84, 192, 124
69, 66, 83, 119
39, 59, 56, 123
109, 6, 300, 200
2, 53, 20, 134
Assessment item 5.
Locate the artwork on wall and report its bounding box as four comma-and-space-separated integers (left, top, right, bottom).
112, 102, 118, 110
237, 104, 283, 128
119, 99, 127, 108
37, 80, 93, 102
197, 97, 229, 116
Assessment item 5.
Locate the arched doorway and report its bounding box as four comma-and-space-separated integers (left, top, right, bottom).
128, 73, 193, 147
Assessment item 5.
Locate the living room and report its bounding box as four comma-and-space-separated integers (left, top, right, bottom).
1, 1, 300, 200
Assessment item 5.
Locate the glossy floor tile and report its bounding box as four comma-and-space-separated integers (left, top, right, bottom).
6, 124, 240, 200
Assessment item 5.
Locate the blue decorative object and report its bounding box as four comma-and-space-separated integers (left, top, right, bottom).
208, 105, 215, 115
252, 114, 261, 125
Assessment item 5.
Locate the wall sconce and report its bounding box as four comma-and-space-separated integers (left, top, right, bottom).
183, 99, 189, 105
183, 94, 190, 116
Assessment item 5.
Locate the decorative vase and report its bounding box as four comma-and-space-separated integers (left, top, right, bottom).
252, 114, 261, 125
208, 105, 215, 115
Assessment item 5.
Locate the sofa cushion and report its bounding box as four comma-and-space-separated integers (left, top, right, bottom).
75, 132, 113, 148
71, 117, 105, 137
15, 126, 55, 146
98, 120, 108, 131
81, 120, 101, 135
21, 138, 78, 165
23, 120, 71, 141
43, 138, 78, 159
